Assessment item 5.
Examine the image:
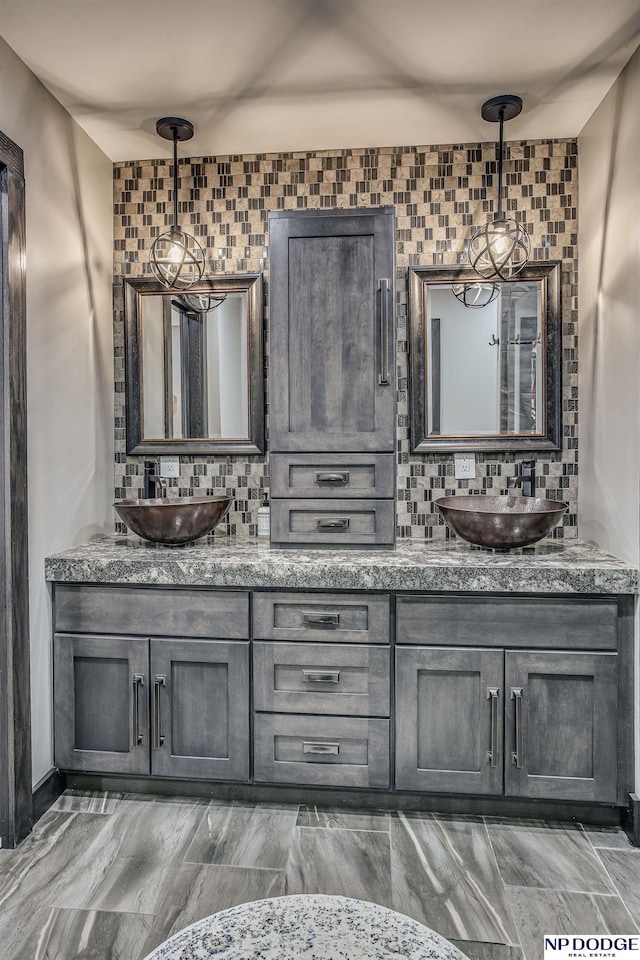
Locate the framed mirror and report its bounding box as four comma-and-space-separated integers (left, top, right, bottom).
409, 261, 561, 453
124, 274, 264, 455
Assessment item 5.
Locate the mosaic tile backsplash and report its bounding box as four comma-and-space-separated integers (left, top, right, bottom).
113, 138, 578, 539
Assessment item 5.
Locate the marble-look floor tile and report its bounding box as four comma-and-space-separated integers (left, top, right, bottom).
0, 812, 115, 957
507, 887, 638, 960
52, 797, 206, 915
450, 939, 524, 960
185, 801, 299, 870
582, 824, 634, 850
486, 819, 614, 894
285, 825, 392, 906
390, 813, 518, 945
141, 863, 286, 957
9, 907, 155, 960
296, 805, 390, 832
596, 850, 640, 918
50, 790, 124, 815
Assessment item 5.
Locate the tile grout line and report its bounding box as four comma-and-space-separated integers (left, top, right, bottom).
481, 816, 527, 955
579, 825, 640, 933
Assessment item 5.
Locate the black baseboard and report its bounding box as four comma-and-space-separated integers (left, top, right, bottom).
32, 768, 64, 823
622, 792, 640, 847
64, 772, 624, 827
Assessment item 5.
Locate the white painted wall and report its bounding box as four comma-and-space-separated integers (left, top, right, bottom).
0, 36, 114, 786
578, 45, 640, 790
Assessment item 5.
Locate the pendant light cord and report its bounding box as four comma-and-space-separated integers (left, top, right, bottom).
497, 104, 505, 220
172, 125, 179, 232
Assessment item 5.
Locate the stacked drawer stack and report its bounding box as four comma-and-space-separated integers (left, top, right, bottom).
253, 592, 391, 788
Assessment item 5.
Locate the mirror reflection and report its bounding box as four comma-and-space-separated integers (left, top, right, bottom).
141, 292, 248, 440
427, 281, 543, 437
124, 274, 264, 456
409, 263, 561, 453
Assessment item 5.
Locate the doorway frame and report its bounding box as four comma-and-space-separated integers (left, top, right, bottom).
0, 128, 32, 847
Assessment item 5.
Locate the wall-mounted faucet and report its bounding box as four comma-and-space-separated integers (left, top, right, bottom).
143, 461, 168, 499
508, 459, 536, 498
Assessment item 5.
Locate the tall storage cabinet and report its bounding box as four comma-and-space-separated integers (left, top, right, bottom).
268, 208, 396, 547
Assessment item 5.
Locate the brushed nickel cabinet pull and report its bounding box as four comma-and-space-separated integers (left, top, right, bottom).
379, 277, 391, 385
315, 471, 350, 484
302, 670, 341, 684
511, 687, 523, 768
316, 517, 350, 530
487, 686, 500, 767
132, 674, 144, 747
303, 741, 340, 756
302, 612, 340, 626
153, 675, 167, 749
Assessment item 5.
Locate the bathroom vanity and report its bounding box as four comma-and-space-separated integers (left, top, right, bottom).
45, 537, 637, 824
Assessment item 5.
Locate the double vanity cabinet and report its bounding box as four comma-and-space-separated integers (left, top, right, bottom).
46, 538, 636, 822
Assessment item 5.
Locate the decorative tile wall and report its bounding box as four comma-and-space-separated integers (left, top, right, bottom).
113, 137, 578, 539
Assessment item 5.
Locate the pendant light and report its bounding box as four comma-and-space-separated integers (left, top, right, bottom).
468, 95, 530, 281
150, 117, 206, 290
451, 281, 500, 308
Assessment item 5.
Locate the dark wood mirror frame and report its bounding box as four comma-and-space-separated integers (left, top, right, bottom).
124, 273, 265, 456
409, 260, 562, 454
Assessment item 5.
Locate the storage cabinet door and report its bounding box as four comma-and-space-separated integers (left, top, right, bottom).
504, 651, 618, 802
395, 646, 504, 795
54, 633, 149, 775
268, 209, 395, 452
150, 639, 250, 781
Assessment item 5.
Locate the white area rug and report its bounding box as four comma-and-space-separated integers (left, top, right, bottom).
143, 894, 468, 960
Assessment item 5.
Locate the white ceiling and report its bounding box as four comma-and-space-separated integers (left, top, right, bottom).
1, 0, 639, 162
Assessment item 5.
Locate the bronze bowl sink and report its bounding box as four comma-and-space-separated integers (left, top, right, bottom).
434, 495, 568, 550
114, 495, 233, 545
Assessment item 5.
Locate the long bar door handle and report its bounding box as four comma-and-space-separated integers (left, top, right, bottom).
379, 277, 391, 385
153, 675, 167, 749
132, 674, 144, 747
487, 686, 500, 767
511, 687, 523, 768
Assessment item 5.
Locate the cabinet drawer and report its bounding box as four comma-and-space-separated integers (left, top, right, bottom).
396, 596, 618, 650
54, 584, 249, 639
270, 499, 395, 546
254, 642, 390, 716
254, 714, 390, 788
253, 592, 390, 644
270, 454, 395, 499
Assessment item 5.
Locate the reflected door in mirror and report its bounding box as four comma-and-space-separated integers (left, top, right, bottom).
427, 282, 543, 437
141, 293, 249, 440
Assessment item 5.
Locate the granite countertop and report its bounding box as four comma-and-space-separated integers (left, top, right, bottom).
45, 535, 638, 595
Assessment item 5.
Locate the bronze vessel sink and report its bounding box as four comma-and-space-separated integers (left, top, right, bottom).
114, 495, 233, 545
434, 495, 568, 550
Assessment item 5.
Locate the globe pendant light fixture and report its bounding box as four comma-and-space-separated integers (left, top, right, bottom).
468, 95, 530, 281
150, 117, 206, 290
451, 281, 500, 308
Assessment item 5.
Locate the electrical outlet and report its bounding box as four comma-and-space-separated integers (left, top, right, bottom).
454, 455, 476, 480
160, 458, 180, 478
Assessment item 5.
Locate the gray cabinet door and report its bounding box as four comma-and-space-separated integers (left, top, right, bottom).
54, 633, 149, 775
504, 650, 618, 802
395, 646, 504, 795
149, 638, 250, 781
268, 208, 395, 452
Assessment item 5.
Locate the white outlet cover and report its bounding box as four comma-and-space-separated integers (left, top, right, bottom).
454, 456, 476, 480
160, 458, 180, 478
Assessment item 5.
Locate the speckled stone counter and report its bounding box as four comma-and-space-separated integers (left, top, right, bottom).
45, 535, 638, 595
